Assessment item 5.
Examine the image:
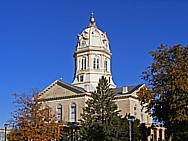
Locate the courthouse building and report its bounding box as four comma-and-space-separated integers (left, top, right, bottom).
38, 14, 165, 141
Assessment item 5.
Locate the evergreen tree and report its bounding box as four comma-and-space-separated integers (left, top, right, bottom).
79, 76, 122, 141
119, 115, 141, 141
79, 76, 141, 141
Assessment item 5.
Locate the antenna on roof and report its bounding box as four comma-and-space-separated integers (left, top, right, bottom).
60, 78, 63, 81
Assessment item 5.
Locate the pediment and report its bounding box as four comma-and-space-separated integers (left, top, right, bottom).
38, 80, 86, 100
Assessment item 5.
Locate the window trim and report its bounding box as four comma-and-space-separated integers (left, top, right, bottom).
57, 104, 62, 122
70, 103, 77, 122
104, 60, 107, 71
81, 57, 86, 70
93, 58, 96, 69
93, 57, 100, 69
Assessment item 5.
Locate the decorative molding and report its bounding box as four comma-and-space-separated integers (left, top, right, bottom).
39, 93, 89, 102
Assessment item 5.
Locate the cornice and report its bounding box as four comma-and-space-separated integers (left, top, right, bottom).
39, 93, 89, 102
114, 95, 138, 100
75, 47, 112, 56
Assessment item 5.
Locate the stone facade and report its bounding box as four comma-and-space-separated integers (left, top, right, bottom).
37, 13, 166, 140
38, 13, 153, 124
38, 80, 152, 124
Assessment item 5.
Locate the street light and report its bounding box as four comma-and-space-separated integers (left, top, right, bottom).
4, 123, 8, 141
126, 115, 135, 141
68, 122, 78, 141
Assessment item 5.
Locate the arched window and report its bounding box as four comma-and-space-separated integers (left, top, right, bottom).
71, 103, 76, 122
57, 104, 62, 123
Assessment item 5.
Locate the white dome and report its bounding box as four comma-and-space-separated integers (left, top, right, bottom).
77, 17, 110, 50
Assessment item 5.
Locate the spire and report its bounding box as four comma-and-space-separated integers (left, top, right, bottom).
89, 12, 96, 26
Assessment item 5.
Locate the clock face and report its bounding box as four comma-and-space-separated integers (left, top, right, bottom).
82, 40, 86, 47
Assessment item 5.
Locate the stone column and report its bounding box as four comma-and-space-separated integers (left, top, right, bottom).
161, 128, 165, 141
147, 127, 152, 141
156, 128, 159, 141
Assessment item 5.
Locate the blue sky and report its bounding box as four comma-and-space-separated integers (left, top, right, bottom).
0, 0, 188, 128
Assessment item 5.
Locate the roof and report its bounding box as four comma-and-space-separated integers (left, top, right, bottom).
57, 80, 86, 93
39, 80, 86, 98
38, 79, 143, 101
112, 84, 143, 96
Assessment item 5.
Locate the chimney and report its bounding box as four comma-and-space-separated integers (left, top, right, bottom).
122, 86, 128, 94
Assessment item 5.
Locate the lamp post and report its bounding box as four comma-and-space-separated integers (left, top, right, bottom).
68, 122, 77, 141
4, 123, 8, 141
126, 115, 135, 141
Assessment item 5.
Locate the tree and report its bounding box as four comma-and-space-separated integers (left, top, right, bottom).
8, 88, 63, 141
140, 44, 188, 140
79, 76, 121, 141
119, 115, 141, 141
79, 76, 141, 141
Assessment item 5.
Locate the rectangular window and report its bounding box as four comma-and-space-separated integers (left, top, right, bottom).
84, 58, 86, 70
81, 58, 86, 70
57, 105, 62, 123
81, 59, 84, 70
96, 58, 99, 69
79, 59, 81, 70
93, 58, 96, 69
104, 60, 107, 71
80, 75, 83, 82
71, 104, 76, 122
77, 76, 79, 82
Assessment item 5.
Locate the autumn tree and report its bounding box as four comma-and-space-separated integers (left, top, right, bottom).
140, 44, 188, 140
8, 88, 63, 141
79, 76, 141, 141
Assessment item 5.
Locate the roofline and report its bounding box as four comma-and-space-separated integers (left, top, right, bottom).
38, 80, 86, 97
39, 93, 89, 102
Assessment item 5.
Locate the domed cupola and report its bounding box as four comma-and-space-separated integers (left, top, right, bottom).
72, 13, 116, 92
77, 13, 110, 50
